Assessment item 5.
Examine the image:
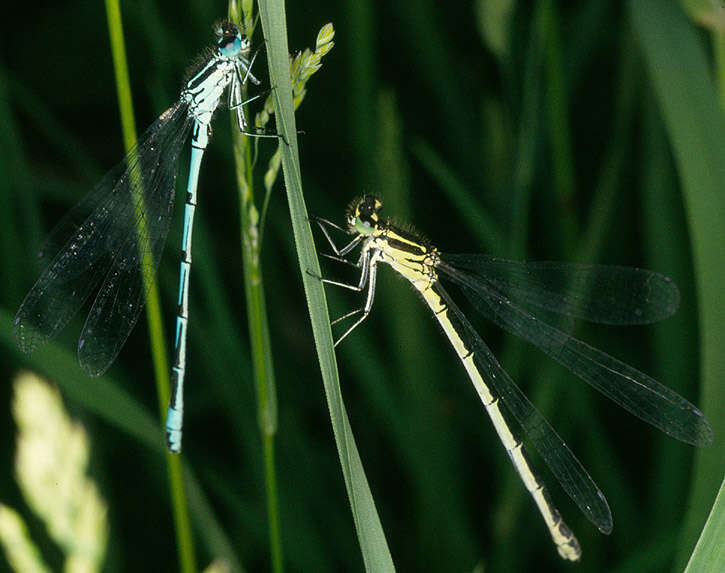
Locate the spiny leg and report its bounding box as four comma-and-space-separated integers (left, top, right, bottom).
313, 216, 363, 257
330, 268, 377, 345
229, 74, 280, 139
323, 252, 379, 346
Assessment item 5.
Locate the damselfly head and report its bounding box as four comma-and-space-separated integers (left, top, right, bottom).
347, 195, 382, 235
215, 21, 248, 57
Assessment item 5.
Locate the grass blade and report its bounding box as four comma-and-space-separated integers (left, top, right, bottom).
104, 3, 196, 572
685, 477, 725, 572
257, 1, 395, 570
630, 0, 725, 567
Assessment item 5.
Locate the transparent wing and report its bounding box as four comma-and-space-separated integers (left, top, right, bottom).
14, 101, 193, 375
435, 282, 613, 533
439, 261, 713, 447
442, 254, 680, 325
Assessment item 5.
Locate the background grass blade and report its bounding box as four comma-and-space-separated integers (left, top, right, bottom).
685, 475, 725, 572
629, 1, 725, 568
104, 3, 196, 572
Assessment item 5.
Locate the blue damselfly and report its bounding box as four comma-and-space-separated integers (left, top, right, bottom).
14, 21, 277, 453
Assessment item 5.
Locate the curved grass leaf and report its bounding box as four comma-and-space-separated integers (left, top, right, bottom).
630, 0, 725, 567
257, 1, 395, 570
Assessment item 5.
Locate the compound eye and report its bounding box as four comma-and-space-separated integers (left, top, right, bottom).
354, 216, 374, 235
219, 33, 242, 57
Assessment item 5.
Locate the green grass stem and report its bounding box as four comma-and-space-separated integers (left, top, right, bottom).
104, 3, 196, 572
228, 4, 284, 571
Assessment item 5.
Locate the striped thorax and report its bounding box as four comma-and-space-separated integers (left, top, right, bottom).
348, 195, 440, 292
182, 21, 254, 130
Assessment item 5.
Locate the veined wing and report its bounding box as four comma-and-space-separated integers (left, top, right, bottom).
443, 254, 680, 325
435, 282, 612, 533
14, 101, 193, 375
439, 261, 713, 447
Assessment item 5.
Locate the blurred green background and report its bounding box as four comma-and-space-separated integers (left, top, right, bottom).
1, 0, 724, 571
